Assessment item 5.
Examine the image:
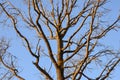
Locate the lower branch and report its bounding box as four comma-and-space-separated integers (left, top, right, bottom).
33, 62, 53, 80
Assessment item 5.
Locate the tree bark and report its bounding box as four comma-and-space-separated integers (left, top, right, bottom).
56, 66, 64, 80
56, 32, 64, 80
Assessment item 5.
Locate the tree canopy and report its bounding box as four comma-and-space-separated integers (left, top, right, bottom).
0, 0, 120, 80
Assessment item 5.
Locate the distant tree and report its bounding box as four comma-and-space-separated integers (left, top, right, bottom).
0, 38, 24, 80
0, 0, 120, 80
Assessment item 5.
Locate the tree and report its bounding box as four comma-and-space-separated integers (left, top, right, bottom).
0, 38, 24, 80
0, 0, 120, 80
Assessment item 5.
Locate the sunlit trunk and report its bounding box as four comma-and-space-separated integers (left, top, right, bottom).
56, 32, 64, 80
56, 67, 64, 80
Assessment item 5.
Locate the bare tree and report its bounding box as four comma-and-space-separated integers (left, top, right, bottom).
0, 0, 120, 80
0, 38, 25, 80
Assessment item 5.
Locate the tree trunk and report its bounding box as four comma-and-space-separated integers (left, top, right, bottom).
56, 67, 64, 80
56, 33, 64, 80
56, 49, 64, 80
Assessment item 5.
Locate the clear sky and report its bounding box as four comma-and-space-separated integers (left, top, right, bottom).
0, 0, 120, 80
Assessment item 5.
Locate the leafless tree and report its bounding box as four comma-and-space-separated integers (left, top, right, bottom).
0, 38, 25, 80
0, 0, 120, 80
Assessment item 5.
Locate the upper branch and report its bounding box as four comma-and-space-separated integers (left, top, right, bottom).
32, 0, 58, 68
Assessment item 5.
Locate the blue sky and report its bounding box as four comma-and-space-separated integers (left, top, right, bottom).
0, 0, 120, 80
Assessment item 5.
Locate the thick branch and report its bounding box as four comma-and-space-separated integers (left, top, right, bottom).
32, 2, 58, 68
